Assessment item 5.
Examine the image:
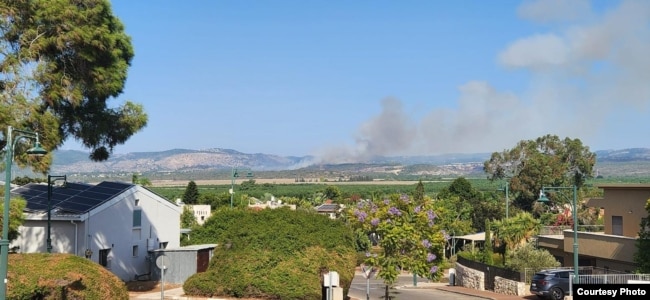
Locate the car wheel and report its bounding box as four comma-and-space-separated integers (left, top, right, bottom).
550, 287, 564, 300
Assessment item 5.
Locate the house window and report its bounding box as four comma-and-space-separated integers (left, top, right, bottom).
135, 199, 140, 206
159, 242, 168, 249
133, 210, 142, 227
99, 249, 111, 268
612, 216, 623, 236
132, 245, 139, 257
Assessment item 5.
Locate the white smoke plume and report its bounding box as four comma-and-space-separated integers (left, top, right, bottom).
317, 0, 650, 164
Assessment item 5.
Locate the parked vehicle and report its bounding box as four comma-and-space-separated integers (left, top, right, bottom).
529, 269, 572, 300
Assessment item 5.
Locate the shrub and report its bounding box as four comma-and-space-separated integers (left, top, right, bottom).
183, 208, 357, 299
8, 253, 128, 300
505, 244, 560, 273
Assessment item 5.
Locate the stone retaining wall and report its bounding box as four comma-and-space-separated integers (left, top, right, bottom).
454, 263, 485, 290
494, 276, 531, 296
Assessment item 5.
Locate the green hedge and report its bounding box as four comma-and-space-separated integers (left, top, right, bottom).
8, 253, 128, 300
183, 208, 357, 299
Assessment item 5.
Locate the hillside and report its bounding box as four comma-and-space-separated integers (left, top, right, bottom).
44, 148, 650, 181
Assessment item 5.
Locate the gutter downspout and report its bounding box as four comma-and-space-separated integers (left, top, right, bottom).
71, 220, 78, 256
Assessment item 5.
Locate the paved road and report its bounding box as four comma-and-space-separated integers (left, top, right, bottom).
347, 273, 483, 300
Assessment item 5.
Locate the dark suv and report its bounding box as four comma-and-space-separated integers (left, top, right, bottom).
529, 269, 572, 300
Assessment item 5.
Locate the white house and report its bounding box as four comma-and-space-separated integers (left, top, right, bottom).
248, 196, 296, 211
10, 181, 181, 282
177, 202, 211, 225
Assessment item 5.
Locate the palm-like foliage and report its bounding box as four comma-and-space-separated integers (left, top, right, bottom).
490, 212, 541, 262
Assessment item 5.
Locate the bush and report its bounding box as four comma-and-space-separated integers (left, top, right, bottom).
505, 244, 560, 273
356, 251, 368, 266
183, 208, 357, 299
8, 253, 128, 300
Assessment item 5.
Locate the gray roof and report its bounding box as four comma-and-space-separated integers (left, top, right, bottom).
154, 244, 217, 252
316, 203, 340, 212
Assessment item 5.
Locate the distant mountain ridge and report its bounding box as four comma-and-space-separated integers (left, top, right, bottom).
594, 148, 650, 162
51, 148, 312, 173
49, 147, 650, 175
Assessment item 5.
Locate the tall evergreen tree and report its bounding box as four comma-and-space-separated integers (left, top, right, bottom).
414, 180, 425, 204
182, 181, 199, 204
482, 220, 494, 265
1, 0, 147, 171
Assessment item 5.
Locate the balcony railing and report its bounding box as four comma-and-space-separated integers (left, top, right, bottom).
539, 225, 604, 235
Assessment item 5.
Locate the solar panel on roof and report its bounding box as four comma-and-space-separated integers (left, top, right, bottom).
30, 196, 49, 204
96, 181, 132, 190
57, 203, 92, 213
13, 188, 46, 198
52, 193, 71, 203
64, 182, 92, 190
26, 203, 47, 211
59, 197, 103, 211
89, 186, 120, 195
21, 184, 49, 192
55, 188, 82, 196
13, 181, 133, 215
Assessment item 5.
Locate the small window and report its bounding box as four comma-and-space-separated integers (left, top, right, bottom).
135, 199, 140, 206
99, 249, 111, 267
133, 210, 142, 227
159, 242, 168, 249
201, 216, 205, 221
559, 272, 569, 279
132, 245, 139, 257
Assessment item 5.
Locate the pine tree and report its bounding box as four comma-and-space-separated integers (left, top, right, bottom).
182, 181, 199, 204
1, 0, 147, 167
414, 180, 425, 203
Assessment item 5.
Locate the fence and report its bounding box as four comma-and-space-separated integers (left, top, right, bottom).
539, 225, 604, 235
457, 256, 522, 290
523, 266, 623, 284
575, 273, 650, 284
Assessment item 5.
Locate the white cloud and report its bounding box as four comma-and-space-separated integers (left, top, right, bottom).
499, 34, 570, 69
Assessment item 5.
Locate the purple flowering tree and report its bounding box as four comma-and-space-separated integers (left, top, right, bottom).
349, 193, 448, 284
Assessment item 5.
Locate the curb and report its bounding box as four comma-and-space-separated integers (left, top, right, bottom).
434, 287, 496, 300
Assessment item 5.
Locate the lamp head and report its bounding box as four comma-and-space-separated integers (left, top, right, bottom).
26, 140, 47, 156
59, 177, 68, 188
537, 190, 550, 203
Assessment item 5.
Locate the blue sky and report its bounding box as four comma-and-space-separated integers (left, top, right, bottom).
61, 0, 650, 162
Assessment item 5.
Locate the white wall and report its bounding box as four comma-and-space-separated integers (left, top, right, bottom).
191, 205, 211, 225
12, 217, 86, 255
86, 186, 180, 281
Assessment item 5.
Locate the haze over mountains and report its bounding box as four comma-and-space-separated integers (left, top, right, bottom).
49, 147, 650, 176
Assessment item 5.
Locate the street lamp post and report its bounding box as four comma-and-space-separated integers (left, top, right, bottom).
537, 185, 579, 285
1, 126, 47, 298
497, 181, 510, 219
47, 175, 67, 253
229, 168, 253, 208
